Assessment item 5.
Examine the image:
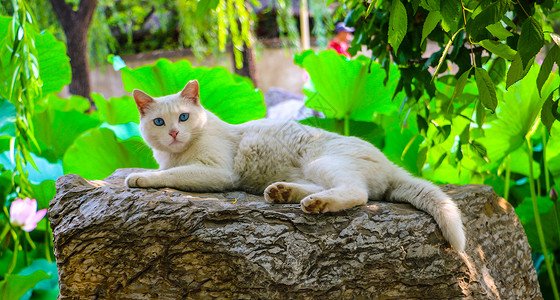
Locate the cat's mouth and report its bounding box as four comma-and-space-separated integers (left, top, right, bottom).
169, 139, 183, 146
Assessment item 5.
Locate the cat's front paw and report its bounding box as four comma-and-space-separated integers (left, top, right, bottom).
125, 172, 152, 188
264, 183, 293, 203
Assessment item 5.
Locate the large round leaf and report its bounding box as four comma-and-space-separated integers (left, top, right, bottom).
91, 93, 139, 125
63, 128, 157, 180
294, 50, 402, 122
121, 59, 265, 124
35, 29, 71, 95
299, 117, 385, 149
33, 95, 101, 162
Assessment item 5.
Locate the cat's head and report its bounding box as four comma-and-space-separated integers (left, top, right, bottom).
132, 80, 207, 153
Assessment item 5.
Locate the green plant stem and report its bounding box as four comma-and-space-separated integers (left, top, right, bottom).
553, 203, 560, 256
543, 127, 550, 192
504, 154, 511, 201
7, 230, 20, 275
0, 223, 10, 243
527, 138, 560, 300
45, 221, 52, 262
22, 231, 28, 266
344, 114, 350, 136
537, 175, 541, 197
24, 231, 36, 250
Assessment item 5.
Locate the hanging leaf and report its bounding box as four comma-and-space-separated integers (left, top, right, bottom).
452, 68, 471, 103
506, 53, 534, 89
421, 10, 441, 44
419, 0, 440, 11
479, 40, 516, 60
388, 0, 407, 54
439, 0, 460, 33
474, 67, 497, 112
466, 0, 509, 41
475, 100, 486, 128
517, 17, 544, 69
485, 23, 513, 40
536, 45, 560, 96
541, 93, 556, 133
488, 57, 507, 85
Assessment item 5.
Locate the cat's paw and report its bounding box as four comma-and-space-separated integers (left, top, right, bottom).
264, 183, 293, 203
301, 196, 328, 214
125, 172, 152, 188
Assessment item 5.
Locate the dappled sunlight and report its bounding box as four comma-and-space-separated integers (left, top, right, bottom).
88, 180, 108, 188
365, 204, 380, 212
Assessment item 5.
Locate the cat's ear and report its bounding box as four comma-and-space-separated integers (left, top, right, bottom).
180, 80, 200, 106
133, 89, 155, 116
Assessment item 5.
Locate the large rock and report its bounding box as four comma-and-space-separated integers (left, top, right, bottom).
50, 169, 541, 299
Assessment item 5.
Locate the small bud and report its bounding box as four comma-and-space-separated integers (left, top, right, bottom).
550, 188, 558, 203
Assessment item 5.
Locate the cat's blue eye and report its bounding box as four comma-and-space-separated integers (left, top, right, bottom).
153, 118, 165, 126
179, 113, 189, 122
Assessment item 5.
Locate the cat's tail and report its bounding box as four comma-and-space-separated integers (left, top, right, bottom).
386, 169, 466, 252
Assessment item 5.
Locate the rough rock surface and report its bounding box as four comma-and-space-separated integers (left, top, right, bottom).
50, 168, 541, 299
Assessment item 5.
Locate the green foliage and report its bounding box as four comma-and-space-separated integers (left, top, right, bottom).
340, 0, 560, 130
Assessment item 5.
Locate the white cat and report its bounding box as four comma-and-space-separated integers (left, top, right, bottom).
125, 80, 466, 251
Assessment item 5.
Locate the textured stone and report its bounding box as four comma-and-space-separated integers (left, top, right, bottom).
50, 168, 541, 299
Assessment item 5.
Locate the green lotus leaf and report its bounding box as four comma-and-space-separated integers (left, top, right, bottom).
91, 93, 139, 125
299, 117, 385, 149
294, 50, 402, 122
33, 95, 101, 161
63, 128, 157, 180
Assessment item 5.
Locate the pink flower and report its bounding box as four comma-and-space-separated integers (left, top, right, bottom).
9, 198, 47, 232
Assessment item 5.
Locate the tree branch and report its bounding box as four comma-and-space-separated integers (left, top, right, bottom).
48, 0, 74, 30
77, 0, 98, 27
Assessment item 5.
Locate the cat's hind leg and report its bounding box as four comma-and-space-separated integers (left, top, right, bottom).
264, 182, 324, 203
300, 156, 370, 213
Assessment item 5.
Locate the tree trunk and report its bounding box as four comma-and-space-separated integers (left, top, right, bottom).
233, 43, 259, 87
49, 168, 542, 299
48, 0, 97, 111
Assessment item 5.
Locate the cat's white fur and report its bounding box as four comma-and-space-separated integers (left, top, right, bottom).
125, 80, 466, 251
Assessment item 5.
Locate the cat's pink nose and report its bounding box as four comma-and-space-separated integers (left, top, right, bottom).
169, 130, 178, 139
